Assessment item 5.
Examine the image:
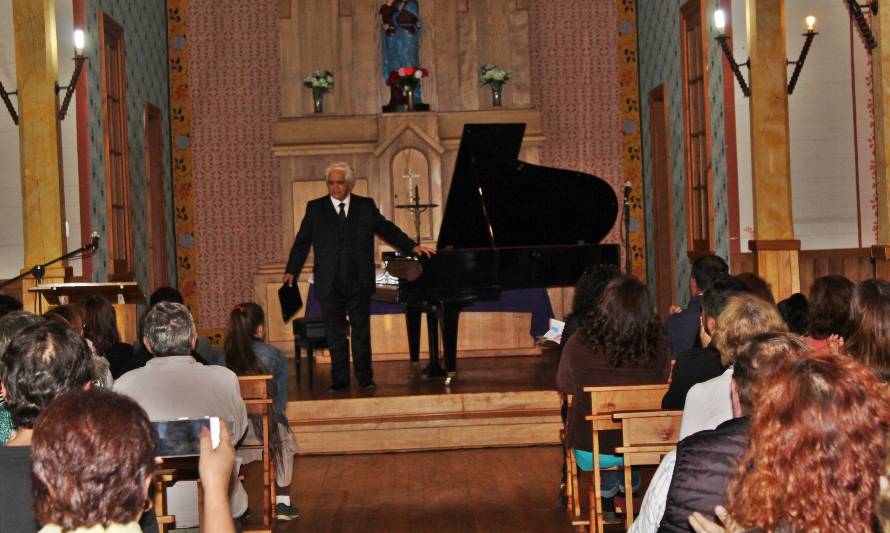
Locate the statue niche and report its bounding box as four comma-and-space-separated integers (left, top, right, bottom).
380, 0, 429, 112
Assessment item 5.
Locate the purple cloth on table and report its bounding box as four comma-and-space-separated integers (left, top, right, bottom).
304, 285, 554, 338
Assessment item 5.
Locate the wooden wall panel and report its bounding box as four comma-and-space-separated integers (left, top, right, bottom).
427, 0, 458, 111
734, 248, 874, 297
280, 1, 531, 115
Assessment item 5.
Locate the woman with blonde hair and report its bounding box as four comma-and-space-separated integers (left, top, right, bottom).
680, 294, 787, 439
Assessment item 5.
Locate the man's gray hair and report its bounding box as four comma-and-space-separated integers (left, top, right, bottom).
325, 161, 355, 184
143, 302, 195, 357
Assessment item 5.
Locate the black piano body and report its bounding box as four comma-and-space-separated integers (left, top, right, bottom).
382, 123, 621, 380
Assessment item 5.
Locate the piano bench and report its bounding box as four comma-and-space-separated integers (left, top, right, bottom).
292, 318, 328, 388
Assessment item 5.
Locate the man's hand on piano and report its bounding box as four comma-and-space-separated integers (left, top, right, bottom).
282, 273, 295, 286
413, 245, 436, 257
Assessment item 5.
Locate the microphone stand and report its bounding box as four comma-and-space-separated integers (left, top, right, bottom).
1, 239, 98, 289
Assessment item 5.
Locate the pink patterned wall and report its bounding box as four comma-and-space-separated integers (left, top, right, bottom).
188, 0, 281, 327
529, 0, 623, 245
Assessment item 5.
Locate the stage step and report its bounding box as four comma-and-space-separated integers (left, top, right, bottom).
287, 390, 562, 454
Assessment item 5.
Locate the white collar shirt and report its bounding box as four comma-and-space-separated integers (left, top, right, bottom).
330, 194, 351, 216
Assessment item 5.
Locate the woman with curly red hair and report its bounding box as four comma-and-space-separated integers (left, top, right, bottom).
689, 352, 890, 532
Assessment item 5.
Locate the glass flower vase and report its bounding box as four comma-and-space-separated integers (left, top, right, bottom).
312, 89, 324, 113
491, 84, 503, 107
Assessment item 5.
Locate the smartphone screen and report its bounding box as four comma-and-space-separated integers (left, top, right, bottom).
152, 417, 220, 458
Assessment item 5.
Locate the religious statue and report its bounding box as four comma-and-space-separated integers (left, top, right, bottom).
380, 0, 426, 111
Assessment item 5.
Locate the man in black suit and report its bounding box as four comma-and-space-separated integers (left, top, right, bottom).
283, 162, 434, 390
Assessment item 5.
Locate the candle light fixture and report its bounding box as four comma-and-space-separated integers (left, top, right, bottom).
57, 29, 88, 121
0, 30, 88, 125
713, 10, 819, 97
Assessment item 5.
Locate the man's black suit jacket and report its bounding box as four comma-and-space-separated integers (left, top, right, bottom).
285, 194, 417, 300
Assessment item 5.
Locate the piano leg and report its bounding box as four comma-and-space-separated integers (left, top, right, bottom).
441, 303, 464, 383
424, 307, 447, 378
405, 306, 422, 363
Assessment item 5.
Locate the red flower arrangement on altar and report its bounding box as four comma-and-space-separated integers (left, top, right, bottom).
387, 66, 429, 90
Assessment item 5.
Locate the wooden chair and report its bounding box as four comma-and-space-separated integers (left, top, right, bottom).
561, 393, 590, 531
152, 468, 177, 533
613, 410, 683, 530
583, 383, 669, 533
238, 374, 277, 531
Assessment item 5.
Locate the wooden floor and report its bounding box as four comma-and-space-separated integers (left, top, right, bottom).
248, 445, 576, 533
287, 346, 562, 401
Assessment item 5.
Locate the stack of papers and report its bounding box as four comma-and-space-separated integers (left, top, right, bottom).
541, 318, 565, 344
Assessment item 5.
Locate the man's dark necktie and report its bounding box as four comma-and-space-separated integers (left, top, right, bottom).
338, 202, 347, 221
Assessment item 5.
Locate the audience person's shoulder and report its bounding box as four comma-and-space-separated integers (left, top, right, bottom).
203, 360, 243, 386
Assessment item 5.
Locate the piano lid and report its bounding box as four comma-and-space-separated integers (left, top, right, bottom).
436, 123, 619, 250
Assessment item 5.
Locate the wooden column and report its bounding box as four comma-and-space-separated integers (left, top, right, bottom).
12, 0, 67, 310
871, 6, 890, 279
745, 0, 800, 299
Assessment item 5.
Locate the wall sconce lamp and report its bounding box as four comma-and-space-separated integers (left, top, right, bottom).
0, 29, 87, 125
844, 0, 879, 50
56, 29, 87, 121
714, 9, 750, 97
714, 10, 818, 97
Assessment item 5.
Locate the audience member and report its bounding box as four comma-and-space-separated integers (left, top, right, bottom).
661, 275, 749, 409
560, 264, 620, 347
82, 295, 141, 379
0, 311, 44, 445
0, 321, 98, 533
844, 278, 890, 380
665, 255, 729, 358
657, 333, 807, 532
733, 272, 775, 304
557, 275, 669, 520
31, 388, 236, 533
134, 286, 216, 365
224, 302, 299, 520
777, 292, 808, 334
689, 351, 890, 533
679, 294, 786, 439
114, 301, 249, 519
802, 274, 854, 352
44, 305, 113, 388
0, 294, 23, 317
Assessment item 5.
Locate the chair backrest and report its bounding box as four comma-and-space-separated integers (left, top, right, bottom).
584, 383, 669, 415
237, 374, 273, 401
614, 410, 683, 449
583, 383, 669, 431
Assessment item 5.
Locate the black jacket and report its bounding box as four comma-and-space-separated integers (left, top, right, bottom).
286, 194, 416, 299
661, 345, 724, 409
658, 417, 749, 533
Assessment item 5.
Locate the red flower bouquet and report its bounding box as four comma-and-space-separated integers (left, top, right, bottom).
388, 66, 429, 89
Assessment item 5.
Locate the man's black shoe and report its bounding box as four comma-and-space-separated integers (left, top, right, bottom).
359, 381, 377, 390
327, 384, 348, 392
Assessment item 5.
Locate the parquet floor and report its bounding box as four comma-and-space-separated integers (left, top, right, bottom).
242, 445, 576, 533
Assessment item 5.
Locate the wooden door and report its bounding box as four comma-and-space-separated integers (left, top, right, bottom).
649, 86, 675, 321
144, 103, 169, 291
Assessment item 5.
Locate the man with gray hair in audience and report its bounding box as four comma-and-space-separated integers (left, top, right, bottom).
114, 301, 249, 522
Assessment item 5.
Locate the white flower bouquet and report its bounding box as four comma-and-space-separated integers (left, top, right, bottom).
303, 70, 334, 92
479, 64, 512, 87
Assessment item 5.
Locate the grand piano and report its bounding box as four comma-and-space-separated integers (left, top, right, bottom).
381, 123, 620, 382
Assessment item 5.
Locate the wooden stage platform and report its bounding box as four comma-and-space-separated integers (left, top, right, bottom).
285, 347, 564, 455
